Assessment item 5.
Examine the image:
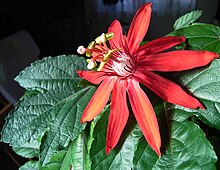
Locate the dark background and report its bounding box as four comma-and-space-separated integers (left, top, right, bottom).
0, 0, 219, 58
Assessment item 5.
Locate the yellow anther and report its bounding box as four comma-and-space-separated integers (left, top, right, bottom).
106, 32, 114, 40
86, 41, 96, 57
95, 33, 107, 44
95, 32, 114, 44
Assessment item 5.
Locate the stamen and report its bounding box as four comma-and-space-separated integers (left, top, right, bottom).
77, 32, 129, 72
86, 41, 96, 57
106, 32, 114, 40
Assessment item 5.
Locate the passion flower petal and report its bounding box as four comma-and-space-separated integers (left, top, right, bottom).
138, 50, 218, 72
136, 36, 185, 56
76, 70, 108, 84
127, 3, 152, 54
127, 80, 161, 156
80, 77, 115, 123
134, 71, 204, 109
108, 20, 127, 50
106, 80, 129, 154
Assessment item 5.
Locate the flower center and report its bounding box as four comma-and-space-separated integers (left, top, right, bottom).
113, 53, 134, 77
77, 32, 135, 77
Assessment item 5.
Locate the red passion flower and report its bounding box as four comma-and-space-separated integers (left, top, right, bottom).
76, 2, 218, 156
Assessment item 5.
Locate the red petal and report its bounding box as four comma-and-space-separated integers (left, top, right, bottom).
106, 80, 129, 154
81, 77, 115, 123
127, 80, 161, 156
136, 36, 185, 56
138, 50, 218, 72
76, 70, 107, 84
108, 20, 127, 50
127, 3, 152, 54
134, 71, 204, 109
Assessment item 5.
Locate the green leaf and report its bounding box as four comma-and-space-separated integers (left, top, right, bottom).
133, 101, 217, 169
19, 161, 39, 170
1, 86, 95, 147
41, 107, 108, 170
0, 55, 97, 166
172, 23, 220, 55
173, 10, 202, 30
1, 55, 88, 145
13, 139, 40, 158
90, 106, 143, 170
84, 107, 106, 170
38, 86, 96, 166
15, 55, 87, 91
41, 150, 67, 170
41, 134, 88, 170
177, 59, 220, 129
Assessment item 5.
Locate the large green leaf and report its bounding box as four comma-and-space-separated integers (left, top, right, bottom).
133, 101, 217, 170
173, 10, 202, 30
172, 24, 220, 55
1, 55, 88, 145
14, 55, 86, 91
90, 106, 143, 170
177, 59, 220, 129
1, 83, 95, 149
41, 107, 108, 170
39, 87, 96, 166
0, 55, 97, 166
